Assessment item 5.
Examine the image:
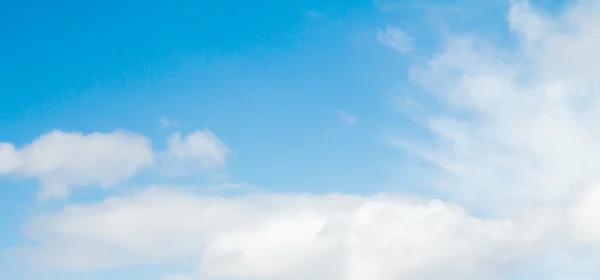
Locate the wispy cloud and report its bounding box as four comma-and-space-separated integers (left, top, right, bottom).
338, 110, 357, 124
376, 26, 413, 53
373, 0, 400, 12
304, 9, 324, 19
394, 0, 600, 214
159, 116, 178, 128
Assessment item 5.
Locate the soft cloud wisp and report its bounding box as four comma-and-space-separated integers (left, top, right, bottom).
397, 0, 600, 213
377, 26, 413, 53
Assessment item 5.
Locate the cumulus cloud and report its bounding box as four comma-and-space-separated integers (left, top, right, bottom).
166, 130, 229, 166
0, 129, 232, 197
21, 184, 600, 279
0, 130, 154, 198
20, 187, 532, 279
158, 130, 230, 177
377, 26, 413, 53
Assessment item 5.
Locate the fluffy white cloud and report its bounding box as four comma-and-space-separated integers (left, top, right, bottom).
159, 130, 230, 176
166, 130, 229, 167
0, 129, 233, 197
21, 187, 531, 280
394, 0, 600, 214
377, 26, 413, 53
0, 130, 154, 198
18, 183, 600, 279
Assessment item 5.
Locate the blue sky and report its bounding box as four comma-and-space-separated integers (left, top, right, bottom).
2, 0, 600, 279
0, 0, 517, 192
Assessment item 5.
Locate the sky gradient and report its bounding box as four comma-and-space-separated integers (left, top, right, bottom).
2, 0, 600, 279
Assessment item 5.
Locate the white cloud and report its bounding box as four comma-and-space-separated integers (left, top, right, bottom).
159, 130, 230, 177
166, 131, 229, 165
377, 26, 413, 53
0, 129, 233, 197
0, 130, 154, 198
394, 0, 600, 214
16, 183, 600, 279
338, 110, 357, 125
160, 273, 196, 280
20, 187, 532, 279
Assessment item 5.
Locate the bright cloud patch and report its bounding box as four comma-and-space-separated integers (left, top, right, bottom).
159, 130, 230, 177
166, 130, 229, 167
0, 129, 232, 198
0, 130, 154, 198
394, 0, 600, 214
17, 184, 600, 279
21, 187, 530, 279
